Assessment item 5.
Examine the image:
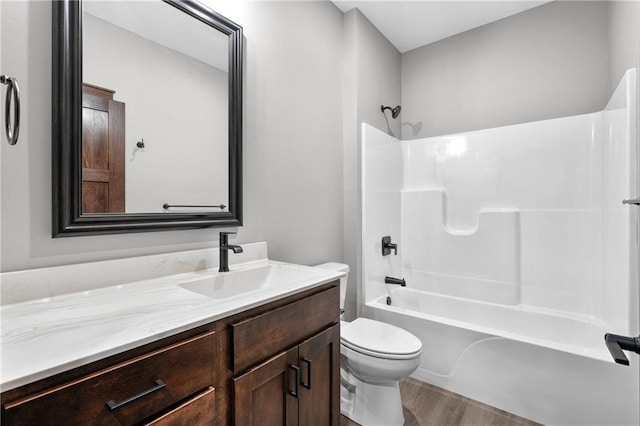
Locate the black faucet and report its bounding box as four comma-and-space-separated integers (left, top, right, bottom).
219, 232, 243, 272
385, 276, 406, 286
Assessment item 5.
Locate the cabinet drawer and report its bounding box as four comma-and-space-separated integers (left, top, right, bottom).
231, 285, 339, 372
4, 330, 216, 425
146, 386, 215, 425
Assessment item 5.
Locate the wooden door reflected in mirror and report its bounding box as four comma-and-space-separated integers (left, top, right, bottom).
82, 84, 125, 213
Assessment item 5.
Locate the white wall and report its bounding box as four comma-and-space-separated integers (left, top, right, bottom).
607, 1, 640, 336
83, 13, 228, 213
401, 1, 609, 139
361, 124, 402, 307
342, 9, 401, 319
399, 83, 635, 325
0, 1, 344, 272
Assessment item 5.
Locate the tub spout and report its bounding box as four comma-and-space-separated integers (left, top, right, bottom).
385, 276, 406, 286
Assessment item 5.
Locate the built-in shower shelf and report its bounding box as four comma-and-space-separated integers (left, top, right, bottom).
401, 188, 521, 305
401, 188, 520, 235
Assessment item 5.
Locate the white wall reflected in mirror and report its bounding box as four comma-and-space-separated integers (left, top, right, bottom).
83, 1, 229, 214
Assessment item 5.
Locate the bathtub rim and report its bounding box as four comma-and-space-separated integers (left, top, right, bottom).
368, 288, 617, 363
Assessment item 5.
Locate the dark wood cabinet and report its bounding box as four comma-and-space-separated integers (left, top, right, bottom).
1, 282, 340, 425
3, 331, 217, 426
233, 347, 300, 426
298, 326, 341, 426
233, 325, 340, 426
230, 287, 339, 373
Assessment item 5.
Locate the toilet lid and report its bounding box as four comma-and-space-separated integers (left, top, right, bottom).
341, 318, 422, 359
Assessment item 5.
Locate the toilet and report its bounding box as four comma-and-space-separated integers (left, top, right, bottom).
315, 263, 422, 426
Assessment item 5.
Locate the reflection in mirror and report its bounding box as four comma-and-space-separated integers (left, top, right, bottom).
82, 1, 229, 214
52, 0, 242, 236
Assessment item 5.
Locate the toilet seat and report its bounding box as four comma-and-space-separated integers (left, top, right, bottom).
341, 318, 422, 360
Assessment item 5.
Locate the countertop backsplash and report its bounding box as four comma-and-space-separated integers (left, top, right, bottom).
0, 242, 269, 305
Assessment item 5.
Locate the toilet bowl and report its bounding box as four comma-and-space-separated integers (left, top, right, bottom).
315, 263, 423, 426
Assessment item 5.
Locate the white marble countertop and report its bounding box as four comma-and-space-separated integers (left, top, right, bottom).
0, 244, 343, 391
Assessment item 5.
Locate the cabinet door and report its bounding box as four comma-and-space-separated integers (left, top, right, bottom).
298, 325, 340, 426
234, 348, 299, 426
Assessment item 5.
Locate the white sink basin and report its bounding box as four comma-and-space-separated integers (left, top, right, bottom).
179, 262, 327, 299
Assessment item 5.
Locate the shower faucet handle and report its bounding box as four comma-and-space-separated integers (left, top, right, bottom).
604, 333, 640, 365
382, 236, 397, 256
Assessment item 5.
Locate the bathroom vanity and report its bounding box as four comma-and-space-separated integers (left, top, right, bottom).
0, 244, 342, 425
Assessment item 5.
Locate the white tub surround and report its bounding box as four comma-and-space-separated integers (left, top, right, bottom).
0, 242, 344, 391
360, 69, 638, 425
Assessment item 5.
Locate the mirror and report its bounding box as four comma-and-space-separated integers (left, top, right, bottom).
52, 0, 243, 236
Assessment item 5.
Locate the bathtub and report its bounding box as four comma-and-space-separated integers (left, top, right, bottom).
359, 69, 639, 425
365, 287, 639, 425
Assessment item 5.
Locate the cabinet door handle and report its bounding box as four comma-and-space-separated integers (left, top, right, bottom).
287, 365, 300, 398
301, 358, 312, 390
106, 379, 166, 411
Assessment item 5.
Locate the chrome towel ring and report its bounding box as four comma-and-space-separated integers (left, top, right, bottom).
0, 75, 20, 145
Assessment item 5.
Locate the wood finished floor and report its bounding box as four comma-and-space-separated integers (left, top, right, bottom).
340, 378, 540, 426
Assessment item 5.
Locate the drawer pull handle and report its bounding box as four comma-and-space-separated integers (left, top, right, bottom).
106, 379, 166, 411
287, 365, 300, 398
301, 358, 312, 390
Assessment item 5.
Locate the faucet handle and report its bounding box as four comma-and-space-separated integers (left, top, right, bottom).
220, 231, 236, 236
382, 236, 398, 256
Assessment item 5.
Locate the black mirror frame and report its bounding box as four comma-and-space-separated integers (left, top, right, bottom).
52, 0, 243, 237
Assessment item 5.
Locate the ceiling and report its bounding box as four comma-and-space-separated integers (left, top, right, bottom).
331, 0, 551, 53
84, 1, 229, 71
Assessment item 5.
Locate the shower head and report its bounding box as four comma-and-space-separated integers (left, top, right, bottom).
381, 105, 401, 119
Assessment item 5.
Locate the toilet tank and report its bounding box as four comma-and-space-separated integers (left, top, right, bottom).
314, 262, 349, 313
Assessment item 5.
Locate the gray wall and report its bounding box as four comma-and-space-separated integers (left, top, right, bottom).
401, 1, 609, 139
351, 10, 402, 140
342, 9, 401, 319
0, 1, 344, 272
608, 1, 640, 96
0, 0, 3, 272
